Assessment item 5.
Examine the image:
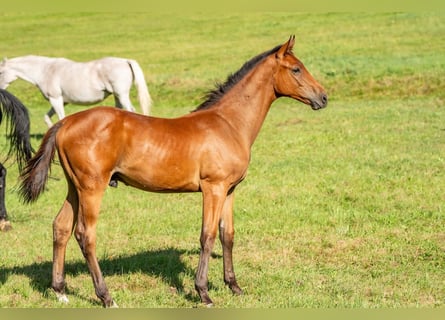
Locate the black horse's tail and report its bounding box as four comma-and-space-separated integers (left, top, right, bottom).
0, 89, 34, 171
19, 121, 62, 204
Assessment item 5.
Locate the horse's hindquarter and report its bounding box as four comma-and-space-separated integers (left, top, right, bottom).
56, 108, 124, 190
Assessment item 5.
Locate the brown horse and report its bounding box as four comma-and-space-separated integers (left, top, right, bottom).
19, 36, 327, 307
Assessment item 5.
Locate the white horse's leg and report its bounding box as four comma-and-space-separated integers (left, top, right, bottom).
47, 97, 66, 127
114, 94, 135, 113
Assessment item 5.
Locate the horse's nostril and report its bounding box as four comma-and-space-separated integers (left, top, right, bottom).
321, 94, 328, 105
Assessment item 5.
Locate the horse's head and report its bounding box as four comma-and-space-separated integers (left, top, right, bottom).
0, 58, 15, 89
272, 36, 327, 110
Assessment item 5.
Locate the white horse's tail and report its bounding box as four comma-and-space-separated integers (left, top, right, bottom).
127, 60, 152, 115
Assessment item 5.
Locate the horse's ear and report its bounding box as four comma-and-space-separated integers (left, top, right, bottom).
276, 35, 295, 59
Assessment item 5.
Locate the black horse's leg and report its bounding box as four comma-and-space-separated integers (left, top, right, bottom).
0, 163, 12, 231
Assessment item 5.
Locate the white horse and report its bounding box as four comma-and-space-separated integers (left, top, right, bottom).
0, 55, 152, 127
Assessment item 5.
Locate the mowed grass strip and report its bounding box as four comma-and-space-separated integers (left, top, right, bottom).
0, 12, 443, 307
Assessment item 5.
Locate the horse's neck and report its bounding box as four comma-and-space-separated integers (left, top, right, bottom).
9, 56, 51, 86
216, 58, 277, 147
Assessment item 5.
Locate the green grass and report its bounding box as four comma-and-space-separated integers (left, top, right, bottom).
0, 12, 444, 308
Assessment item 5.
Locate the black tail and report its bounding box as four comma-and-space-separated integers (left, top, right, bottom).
0, 89, 34, 171
19, 122, 62, 203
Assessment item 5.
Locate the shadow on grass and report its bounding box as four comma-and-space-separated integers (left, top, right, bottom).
0, 247, 211, 305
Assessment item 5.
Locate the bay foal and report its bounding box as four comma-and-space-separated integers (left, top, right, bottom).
20, 36, 327, 306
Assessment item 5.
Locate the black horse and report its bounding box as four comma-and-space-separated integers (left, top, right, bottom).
0, 89, 33, 231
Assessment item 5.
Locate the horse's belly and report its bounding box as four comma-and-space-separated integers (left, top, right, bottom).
115, 166, 201, 193
63, 89, 108, 105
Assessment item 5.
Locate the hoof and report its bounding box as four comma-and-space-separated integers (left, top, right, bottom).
108, 180, 118, 188
0, 219, 12, 232
108, 300, 119, 308
200, 296, 214, 307
227, 281, 243, 296
231, 285, 243, 296
56, 293, 69, 304
104, 300, 119, 309
198, 292, 214, 307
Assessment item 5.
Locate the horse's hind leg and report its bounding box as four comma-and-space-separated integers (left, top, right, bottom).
52, 185, 78, 303
74, 189, 116, 307
114, 94, 135, 113
0, 163, 12, 232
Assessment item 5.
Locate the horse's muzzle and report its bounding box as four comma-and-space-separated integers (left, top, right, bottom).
311, 93, 328, 110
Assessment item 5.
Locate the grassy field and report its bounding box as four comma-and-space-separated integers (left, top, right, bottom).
0, 12, 444, 308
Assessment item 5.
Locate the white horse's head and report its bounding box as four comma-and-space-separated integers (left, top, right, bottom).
0, 58, 18, 89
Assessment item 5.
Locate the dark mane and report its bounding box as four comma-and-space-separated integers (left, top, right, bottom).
193, 44, 282, 112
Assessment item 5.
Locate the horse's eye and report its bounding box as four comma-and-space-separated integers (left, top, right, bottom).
292, 67, 301, 74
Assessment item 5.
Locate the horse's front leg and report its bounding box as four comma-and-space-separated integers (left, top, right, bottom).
195, 183, 227, 306
0, 163, 11, 232
219, 191, 242, 295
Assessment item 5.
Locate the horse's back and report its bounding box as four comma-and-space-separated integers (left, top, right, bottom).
82, 57, 129, 71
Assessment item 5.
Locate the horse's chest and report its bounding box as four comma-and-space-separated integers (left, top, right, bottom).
200, 147, 250, 183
